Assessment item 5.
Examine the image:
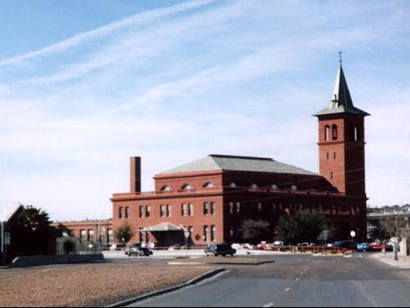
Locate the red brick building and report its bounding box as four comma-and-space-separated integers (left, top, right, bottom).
57, 63, 369, 245
52, 219, 113, 246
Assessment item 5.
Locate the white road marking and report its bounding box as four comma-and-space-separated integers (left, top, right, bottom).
263, 302, 274, 307
284, 288, 291, 292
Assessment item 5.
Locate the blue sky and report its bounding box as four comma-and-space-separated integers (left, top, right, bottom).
0, 0, 409, 220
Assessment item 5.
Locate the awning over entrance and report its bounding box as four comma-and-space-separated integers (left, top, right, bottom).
143, 222, 183, 232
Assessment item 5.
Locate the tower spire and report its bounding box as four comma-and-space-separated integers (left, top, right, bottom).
314, 55, 369, 117
338, 50, 342, 67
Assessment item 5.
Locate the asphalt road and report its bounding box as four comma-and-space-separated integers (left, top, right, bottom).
128, 254, 410, 307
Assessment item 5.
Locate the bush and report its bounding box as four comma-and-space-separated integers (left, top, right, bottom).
275, 211, 325, 245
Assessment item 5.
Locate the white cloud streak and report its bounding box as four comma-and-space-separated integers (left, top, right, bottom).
0, 0, 216, 67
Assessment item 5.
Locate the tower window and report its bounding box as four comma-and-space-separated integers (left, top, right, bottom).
332, 125, 337, 140
354, 126, 359, 141
333, 152, 336, 160
325, 125, 330, 141
330, 172, 334, 179
326, 152, 329, 160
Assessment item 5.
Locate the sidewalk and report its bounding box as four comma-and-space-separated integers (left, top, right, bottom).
370, 252, 410, 269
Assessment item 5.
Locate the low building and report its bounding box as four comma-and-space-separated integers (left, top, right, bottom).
51, 219, 113, 246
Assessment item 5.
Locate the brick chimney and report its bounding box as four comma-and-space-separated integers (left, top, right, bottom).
130, 156, 141, 193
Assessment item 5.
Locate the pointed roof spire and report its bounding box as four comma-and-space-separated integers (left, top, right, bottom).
314, 54, 369, 117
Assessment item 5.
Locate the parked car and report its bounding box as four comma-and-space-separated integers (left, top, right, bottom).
332, 240, 358, 250
256, 241, 271, 250
272, 241, 284, 247
205, 244, 236, 256
356, 242, 372, 252
370, 242, 394, 252
125, 243, 153, 257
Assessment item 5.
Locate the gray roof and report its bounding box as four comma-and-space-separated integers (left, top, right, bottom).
160, 154, 317, 176
314, 65, 369, 117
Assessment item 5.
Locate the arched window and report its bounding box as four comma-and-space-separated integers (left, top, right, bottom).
354, 126, 359, 141
271, 184, 278, 190
161, 185, 172, 192
182, 184, 194, 191
203, 182, 215, 188
250, 183, 258, 189
324, 125, 330, 141
290, 185, 297, 191
230, 182, 237, 187
332, 124, 337, 140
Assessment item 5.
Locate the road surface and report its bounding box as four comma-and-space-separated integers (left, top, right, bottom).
128, 254, 410, 307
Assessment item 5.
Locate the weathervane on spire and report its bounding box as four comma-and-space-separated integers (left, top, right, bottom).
338, 50, 343, 66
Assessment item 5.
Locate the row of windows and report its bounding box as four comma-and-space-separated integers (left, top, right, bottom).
120, 202, 217, 219
203, 225, 217, 242
161, 182, 300, 192
79, 229, 114, 243
326, 152, 337, 160
324, 125, 360, 141
228, 202, 360, 215
161, 182, 215, 192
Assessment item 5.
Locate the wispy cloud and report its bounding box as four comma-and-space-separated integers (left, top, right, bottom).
1, 0, 409, 219
0, 0, 216, 67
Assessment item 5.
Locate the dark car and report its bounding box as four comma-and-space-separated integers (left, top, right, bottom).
125, 244, 153, 257
205, 244, 236, 256
332, 240, 358, 250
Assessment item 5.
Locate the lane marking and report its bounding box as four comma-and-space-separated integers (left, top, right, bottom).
284, 288, 291, 292
263, 302, 274, 307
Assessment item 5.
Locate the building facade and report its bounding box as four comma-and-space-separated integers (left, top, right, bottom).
110, 63, 369, 245
57, 63, 370, 245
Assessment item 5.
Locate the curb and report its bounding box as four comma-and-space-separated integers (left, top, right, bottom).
168, 260, 274, 266
106, 267, 226, 307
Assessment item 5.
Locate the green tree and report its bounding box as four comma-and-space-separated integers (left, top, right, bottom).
275, 211, 325, 245
114, 223, 134, 244
369, 222, 391, 240
239, 219, 272, 244
8, 205, 52, 256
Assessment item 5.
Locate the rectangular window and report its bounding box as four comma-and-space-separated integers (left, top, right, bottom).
80, 230, 87, 242
166, 204, 172, 217
160, 205, 165, 217
236, 202, 240, 214
88, 230, 94, 242
125, 206, 130, 218
146, 205, 151, 217
211, 225, 216, 242
139, 205, 144, 218
119, 207, 123, 219
330, 172, 334, 179
203, 202, 209, 215
229, 202, 234, 214
333, 152, 336, 160
326, 152, 329, 160
108, 229, 114, 243
188, 203, 194, 216
181, 204, 187, 216
211, 202, 216, 215
203, 225, 208, 242
188, 226, 193, 238
258, 202, 262, 212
